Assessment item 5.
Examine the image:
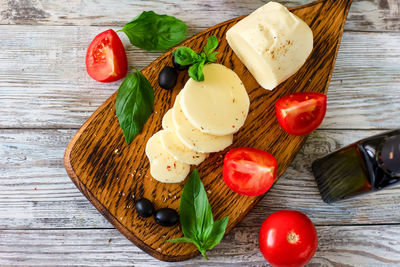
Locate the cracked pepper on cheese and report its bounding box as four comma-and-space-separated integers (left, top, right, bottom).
160, 130, 208, 165
180, 64, 249, 136
172, 92, 233, 153
145, 63, 250, 183
145, 130, 190, 183
226, 1, 313, 90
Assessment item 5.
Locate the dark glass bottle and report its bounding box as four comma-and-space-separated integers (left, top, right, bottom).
312, 130, 400, 203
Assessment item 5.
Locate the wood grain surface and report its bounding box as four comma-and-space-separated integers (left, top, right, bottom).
1, 0, 400, 266
1, 225, 399, 266
3, 129, 400, 229
0, 0, 398, 32
64, 0, 353, 261
1, 30, 399, 129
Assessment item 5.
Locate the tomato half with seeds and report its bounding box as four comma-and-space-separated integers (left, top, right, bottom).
86, 29, 127, 83
259, 210, 318, 267
275, 92, 327, 136
223, 147, 277, 196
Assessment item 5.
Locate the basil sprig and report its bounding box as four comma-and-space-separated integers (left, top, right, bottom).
119, 11, 187, 51
173, 35, 219, 81
115, 67, 154, 144
168, 169, 229, 260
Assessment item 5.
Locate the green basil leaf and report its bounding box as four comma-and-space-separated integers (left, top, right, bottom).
166, 169, 228, 260
199, 52, 207, 62
172, 36, 219, 82
203, 35, 218, 55
120, 11, 187, 51
180, 169, 214, 240
188, 60, 205, 81
115, 68, 154, 144
199, 248, 209, 261
206, 51, 218, 63
173, 47, 199, 66
168, 236, 208, 259
167, 237, 197, 245
204, 216, 229, 250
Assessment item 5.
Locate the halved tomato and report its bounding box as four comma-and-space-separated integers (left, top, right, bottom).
223, 147, 277, 196
86, 29, 128, 83
275, 92, 327, 136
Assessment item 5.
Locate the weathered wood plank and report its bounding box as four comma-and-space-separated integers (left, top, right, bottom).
0, 28, 399, 129
1, 129, 400, 229
64, 2, 353, 258
0, 0, 398, 32
0, 0, 398, 264
0, 225, 399, 266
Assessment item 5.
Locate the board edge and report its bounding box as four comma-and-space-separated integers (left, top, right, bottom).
62, 0, 350, 262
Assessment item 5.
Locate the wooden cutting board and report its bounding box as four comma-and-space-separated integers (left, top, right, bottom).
64, 0, 353, 262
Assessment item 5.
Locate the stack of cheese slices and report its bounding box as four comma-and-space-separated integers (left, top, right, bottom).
146, 63, 250, 183
145, 1, 314, 183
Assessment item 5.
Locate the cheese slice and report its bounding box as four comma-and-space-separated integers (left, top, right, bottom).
145, 130, 190, 183
150, 157, 190, 183
161, 108, 208, 164
160, 130, 208, 165
162, 109, 173, 130
145, 131, 164, 162
226, 2, 313, 90
173, 93, 233, 153
180, 63, 249, 136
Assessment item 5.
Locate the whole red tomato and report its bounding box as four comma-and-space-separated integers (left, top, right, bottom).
259, 210, 318, 267
86, 29, 128, 83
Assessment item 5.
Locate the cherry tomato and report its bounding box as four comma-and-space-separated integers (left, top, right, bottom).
259, 210, 318, 267
223, 147, 277, 196
86, 29, 128, 83
275, 92, 327, 136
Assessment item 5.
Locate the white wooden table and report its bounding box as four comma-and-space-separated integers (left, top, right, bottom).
0, 0, 399, 266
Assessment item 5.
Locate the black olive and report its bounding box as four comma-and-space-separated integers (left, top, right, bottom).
154, 208, 179, 227
172, 56, 189, 71
158, 66, 177, 90
134, 198, 154, 218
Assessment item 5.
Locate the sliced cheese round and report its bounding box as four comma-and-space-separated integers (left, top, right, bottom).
172, 93, 233, 153
145, 131, 164, 162
162, 109, 174, 130
161, 108, 208, 164
145, 130, 190, 183
150, 156, 190, 183
180, 63, 249, 136
160, 130, 208, 165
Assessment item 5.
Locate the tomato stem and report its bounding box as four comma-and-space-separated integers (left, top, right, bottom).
287, 231, 300, 244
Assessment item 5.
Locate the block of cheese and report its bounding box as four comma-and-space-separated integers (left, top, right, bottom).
145, 130, 190, 183
226, 2, 313, 90
180, 64, 249, 136
173, 93, 233, 153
